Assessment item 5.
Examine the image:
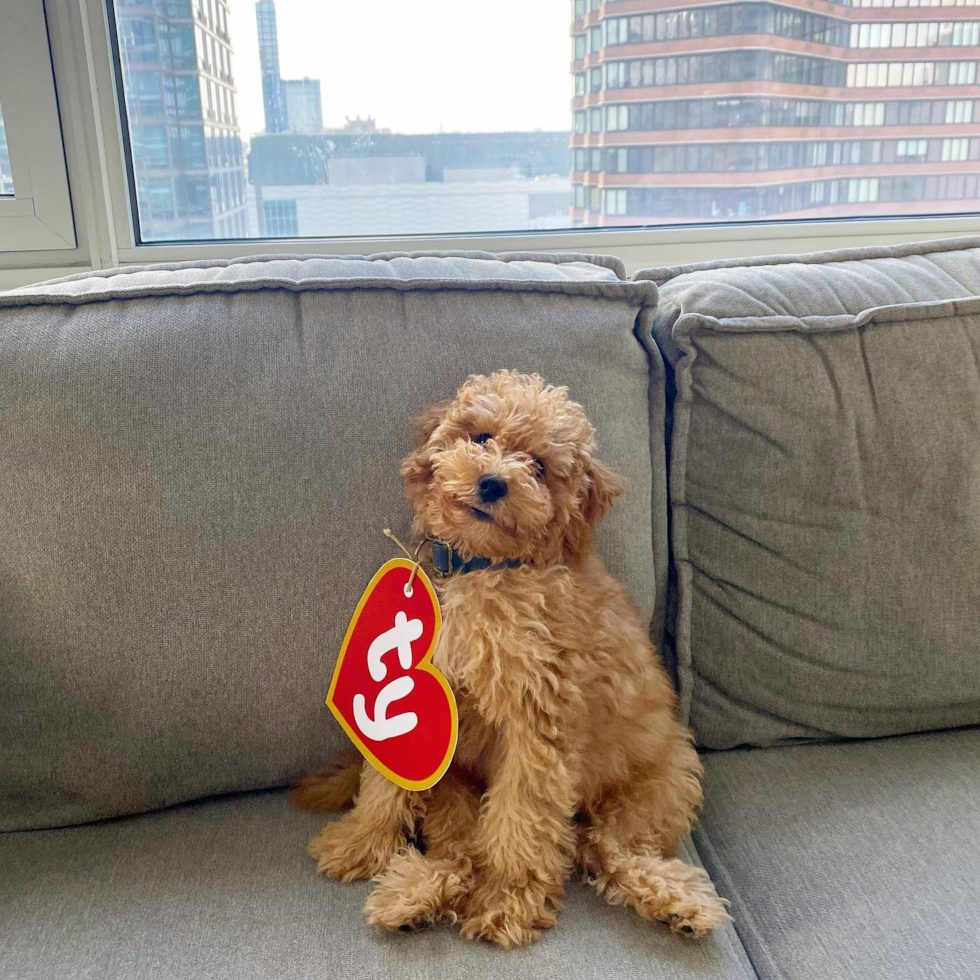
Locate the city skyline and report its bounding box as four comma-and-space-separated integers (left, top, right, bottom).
225, 0, 571, 138
109, 0, 980, 240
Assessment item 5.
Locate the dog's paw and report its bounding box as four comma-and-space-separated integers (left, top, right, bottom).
591, 854, 730, 938
662, 893, 729, 939
646, 863, 730, 939
459, 879, 559, 949
364, 850, 469, 933
308, 820, 396, 882
365, 881, 441, 934
659, 863, 730, 939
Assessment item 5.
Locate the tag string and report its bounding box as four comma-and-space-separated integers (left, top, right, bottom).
383, 529, 426, 596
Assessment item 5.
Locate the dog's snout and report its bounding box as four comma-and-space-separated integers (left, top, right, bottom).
477, 474, 508, 504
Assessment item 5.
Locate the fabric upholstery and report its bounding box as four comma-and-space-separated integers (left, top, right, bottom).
636, 237, 980, 748
695, 727, 980, 980
0, 790, 756, 980
0, 252, 665, 830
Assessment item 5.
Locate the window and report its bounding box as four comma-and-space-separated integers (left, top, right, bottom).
89, 0, 980, 244
263, 198, 298, 235
175, 126, 207, 167
176, 175, 211, 216
132, 124, 170, 168
121, 17, 157, 64
138, 177, 176, 219
602, 188, 627, 215
0, 0, 75, 251
160, 22, 196, 70
0, 101, 13, 196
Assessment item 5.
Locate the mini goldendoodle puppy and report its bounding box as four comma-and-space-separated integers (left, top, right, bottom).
293, 370, 728, 947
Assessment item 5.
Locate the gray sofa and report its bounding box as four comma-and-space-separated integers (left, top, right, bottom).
2, 240, 978, 980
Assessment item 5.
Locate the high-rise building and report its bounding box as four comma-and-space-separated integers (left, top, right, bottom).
115, 0, 248, 240
283, 78, 323, 134
570, 0, 980, 226
256, 1, 324, 135
256, 0, 287, 134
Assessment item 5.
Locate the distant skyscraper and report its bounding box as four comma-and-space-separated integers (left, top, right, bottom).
256, 0, 287, 134
283, 78, 323, 134
256, 1, 325, 134
115, 0, 247, 240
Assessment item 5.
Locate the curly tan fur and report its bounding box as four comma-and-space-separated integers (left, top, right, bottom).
300, 371, 729, 947
288, 754, 362, 813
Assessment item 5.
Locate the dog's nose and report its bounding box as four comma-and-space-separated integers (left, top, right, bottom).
477, 474, 508, 504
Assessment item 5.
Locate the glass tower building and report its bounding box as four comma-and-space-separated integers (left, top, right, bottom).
115, 0, 248, 240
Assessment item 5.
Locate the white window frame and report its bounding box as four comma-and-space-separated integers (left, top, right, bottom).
0, 0, 76, 252
2, 0, 980, 285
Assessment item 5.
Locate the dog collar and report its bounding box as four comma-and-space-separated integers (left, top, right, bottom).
430, 540, 522, 578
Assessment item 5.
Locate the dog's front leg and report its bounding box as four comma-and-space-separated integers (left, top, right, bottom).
459, 704, 578, 948
309, 761, 419, 882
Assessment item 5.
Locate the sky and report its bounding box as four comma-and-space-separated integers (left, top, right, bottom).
225, 0, 573, 138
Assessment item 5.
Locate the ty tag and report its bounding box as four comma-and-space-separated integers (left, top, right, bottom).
326, 558, 457, 791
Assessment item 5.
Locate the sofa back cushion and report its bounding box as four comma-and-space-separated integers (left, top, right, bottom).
0, 252, 663, 830
638, 237, 980, 749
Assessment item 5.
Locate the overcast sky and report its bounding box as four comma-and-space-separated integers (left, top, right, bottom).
225, 0, 572, 138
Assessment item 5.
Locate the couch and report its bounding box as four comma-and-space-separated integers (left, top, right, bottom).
2, 239, 978, 980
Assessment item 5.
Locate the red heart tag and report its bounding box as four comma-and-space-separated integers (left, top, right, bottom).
326, 558, 457, 791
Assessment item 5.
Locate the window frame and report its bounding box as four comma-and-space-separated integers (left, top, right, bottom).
0, 0, 76, 252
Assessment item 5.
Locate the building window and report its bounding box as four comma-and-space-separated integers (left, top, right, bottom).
177, 175, 211, 216
603, 188, 627, 215
131, 124, 169, 168
123, 17, 157, 64
175, 125, 206, 167
138, 177, 175, 219
263, 199, 298, 236
160, 21, 196, 71
942, 137, 970, 161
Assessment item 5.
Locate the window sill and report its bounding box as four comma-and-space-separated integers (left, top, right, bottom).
110, 212, 980, 277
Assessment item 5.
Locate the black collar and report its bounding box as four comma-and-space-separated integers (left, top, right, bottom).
430, 540, 522, 578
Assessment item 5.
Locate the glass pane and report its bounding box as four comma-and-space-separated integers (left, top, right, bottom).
110, 0, 980, 242
0, 100, 13, 196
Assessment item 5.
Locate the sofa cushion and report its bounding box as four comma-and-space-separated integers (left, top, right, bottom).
0, 251, 665, 830
694, 727, 980, 980
0, 790, 756, 980
636, 236, 980, 748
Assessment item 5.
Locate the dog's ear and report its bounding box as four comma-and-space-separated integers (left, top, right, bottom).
562, 458, 624, 562
583, 458, 623, 525
413, 399, 451, 448
399, 400, 450, 499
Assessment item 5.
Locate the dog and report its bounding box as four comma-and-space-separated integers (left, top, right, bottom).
292, 371, 729, 947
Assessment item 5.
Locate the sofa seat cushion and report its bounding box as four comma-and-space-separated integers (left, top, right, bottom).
0, 790, 756, 980
0, 251, 665, 831
695, 727, 980, 980
636, 236, 980, 748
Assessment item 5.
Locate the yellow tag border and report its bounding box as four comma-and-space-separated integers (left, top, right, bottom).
326, 558, 457, 791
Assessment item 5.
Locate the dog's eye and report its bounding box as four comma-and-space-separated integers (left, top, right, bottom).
472, 433, 493, 445
532, 457, 546, 480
